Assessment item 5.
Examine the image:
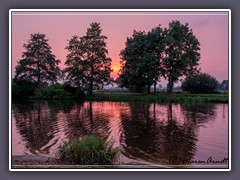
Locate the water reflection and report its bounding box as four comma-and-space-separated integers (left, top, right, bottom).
120, 103, 201, 165
181, 103, 217, 126
12, 100, 227, 166
12, 100, 59, 155
63, 101, 111, 140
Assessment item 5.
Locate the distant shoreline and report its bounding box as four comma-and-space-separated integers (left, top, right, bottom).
12, 93, 228, 103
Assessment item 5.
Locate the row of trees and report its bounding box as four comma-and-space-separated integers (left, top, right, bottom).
14, 21, 220, 96
118, 20, 201, 94
14, 22, 113, 96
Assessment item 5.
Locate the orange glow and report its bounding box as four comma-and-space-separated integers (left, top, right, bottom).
111, 65, 120, 73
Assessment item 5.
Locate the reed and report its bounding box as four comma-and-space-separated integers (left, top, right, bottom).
56, 136, 119, 165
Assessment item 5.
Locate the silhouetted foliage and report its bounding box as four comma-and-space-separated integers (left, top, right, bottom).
118, 21, 200, 94
15, 33, 62, 85
119, 26, 165, 93
181, 73, 219, 93
64, 22, 113, 96
34, 83, 73, 99
12, 79, 37, 98
163, 21, 201, 93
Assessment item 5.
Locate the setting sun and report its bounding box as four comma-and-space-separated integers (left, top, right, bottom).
111, 65, 120, 73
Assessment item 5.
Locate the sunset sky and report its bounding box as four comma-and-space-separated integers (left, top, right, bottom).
11, 11, 229, 86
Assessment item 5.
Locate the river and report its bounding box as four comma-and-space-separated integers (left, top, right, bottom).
11, 100, 229, 168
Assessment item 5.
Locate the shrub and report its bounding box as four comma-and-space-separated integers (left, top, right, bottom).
56, 136, 119, 165
12, 79, 36, 98
34, 83, 73, 99
182, 73, 219, 94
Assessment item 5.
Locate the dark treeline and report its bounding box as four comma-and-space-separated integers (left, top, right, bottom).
13, 22, 113, 99
12, 20, 220, 99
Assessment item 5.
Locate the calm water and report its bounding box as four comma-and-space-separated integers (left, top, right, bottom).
12, 100, 228, 168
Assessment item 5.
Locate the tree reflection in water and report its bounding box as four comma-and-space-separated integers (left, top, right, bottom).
12, 100, 112, 155
12, 100, 60, 155
120, 102, 216, 165
12, 100, 220, 166
63, 101, 111, 140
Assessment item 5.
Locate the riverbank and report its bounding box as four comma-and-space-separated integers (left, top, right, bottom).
84, 93, 228, 103
12, 155, 110, 169
12, 155, 58, 169
11, 155, 164, 169
12, 155, 227, 169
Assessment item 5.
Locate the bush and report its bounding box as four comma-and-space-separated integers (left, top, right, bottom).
62, 83, 84, 98
12, 79, 36, 98
34, 84, 73, 99
12, 79, 85, 99
56, 136, 119, 165
182, 73, 219, 94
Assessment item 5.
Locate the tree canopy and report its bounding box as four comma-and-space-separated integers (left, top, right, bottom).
64, 35, 86, 88
13, 20, 205, 97
119, 26, 165, 94
118, 20, 201, 94
64, 22, 113, 95
163, 20, 201, 93
15, 33, 61, 85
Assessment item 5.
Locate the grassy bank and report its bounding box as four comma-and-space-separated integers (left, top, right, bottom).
84, 92, 228, 103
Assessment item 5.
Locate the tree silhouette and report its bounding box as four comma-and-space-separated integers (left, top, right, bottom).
64, 35, 87, 89
163, 20, 201, 93
15, 33, 61, 85
119, 26, 165, 94
64, 22, 113, 95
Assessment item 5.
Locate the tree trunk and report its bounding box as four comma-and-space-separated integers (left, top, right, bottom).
37, 72, 40, 86
89, 59, 94, 96
154, 79, 157, 95
167, 77, 173, 93
37, 53, 40, 86
37, 41, 41, 86
89, 80, 93, 96
147, 84, 151, 94
89, 45, 94, 96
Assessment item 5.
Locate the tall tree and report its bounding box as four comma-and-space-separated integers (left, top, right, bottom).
64, 35, 87, 89
81, 22, 113, 95
119, 30, 147, 93
163, 20, 201, 93
119, 26, 165, 94
144, 26, 165, 94
64, 22, 113, 95
15, 33, 61, 85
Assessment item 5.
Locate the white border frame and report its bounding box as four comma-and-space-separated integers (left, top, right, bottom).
9, 9, 231, 172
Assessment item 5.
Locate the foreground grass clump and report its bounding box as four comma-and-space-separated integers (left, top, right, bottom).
56, 136, 119, 165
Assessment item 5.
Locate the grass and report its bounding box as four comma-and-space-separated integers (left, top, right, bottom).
84, 92, 228, 103
56, 136, 119, 165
